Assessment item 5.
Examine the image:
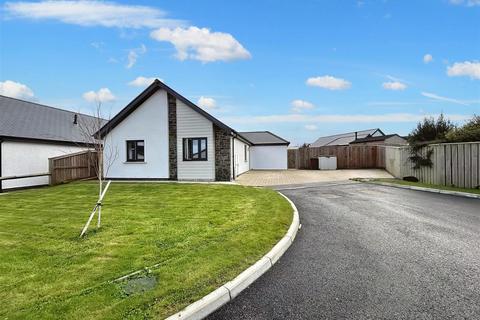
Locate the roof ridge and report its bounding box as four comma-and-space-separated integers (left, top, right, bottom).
0, 95, 100, 120
97, 79, 233, 137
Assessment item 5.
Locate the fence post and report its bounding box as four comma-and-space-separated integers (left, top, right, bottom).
48, 158, 54, 185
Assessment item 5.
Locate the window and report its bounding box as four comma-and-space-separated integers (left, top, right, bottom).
183, 138, 207, 161
126, 140, 145, 162
244, 145, 248, 162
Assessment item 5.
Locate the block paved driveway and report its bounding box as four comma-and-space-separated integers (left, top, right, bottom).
236, 169, 392, 186
208, 182, 480, 319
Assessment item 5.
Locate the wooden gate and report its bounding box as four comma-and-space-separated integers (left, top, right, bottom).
49, 150, 98, 185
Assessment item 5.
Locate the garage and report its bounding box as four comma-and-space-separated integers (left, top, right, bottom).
238, 131, 289, 170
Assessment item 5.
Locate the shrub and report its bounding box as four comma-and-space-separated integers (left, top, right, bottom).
446, 115, 480, 143
408, 114, 455, 169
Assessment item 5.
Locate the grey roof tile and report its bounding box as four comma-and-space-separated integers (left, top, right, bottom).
0, 95, 103, 144
239, 131, 290, 145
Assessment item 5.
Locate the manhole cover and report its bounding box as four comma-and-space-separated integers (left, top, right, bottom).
122, 275, 157, 296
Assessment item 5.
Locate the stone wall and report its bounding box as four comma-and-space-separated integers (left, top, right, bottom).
214, 125, 231, 181
167, 93, 177, 180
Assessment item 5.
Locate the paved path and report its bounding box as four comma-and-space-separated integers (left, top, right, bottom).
208, 182, 480, 319
236, 169, 392, 186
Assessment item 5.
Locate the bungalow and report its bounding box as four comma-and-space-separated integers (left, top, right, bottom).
97, 80, 289, 181
0, 95, 94, 191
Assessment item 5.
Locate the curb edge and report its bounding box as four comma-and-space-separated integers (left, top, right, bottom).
365, 181, 480, 199
165, 191, 300, 320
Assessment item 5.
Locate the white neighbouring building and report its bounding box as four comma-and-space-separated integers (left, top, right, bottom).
98, 79, 290, 181
0, 95, 95, 191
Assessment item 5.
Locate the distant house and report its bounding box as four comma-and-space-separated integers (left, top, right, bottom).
0, 95, 95, 191
97, 80, 289, 181
350, 134, 407, 146
310, 128, 385, 147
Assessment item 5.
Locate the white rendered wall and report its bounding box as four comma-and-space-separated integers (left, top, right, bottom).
1, 141, 85, 189
104, 90, 169, 179
233, 138, 250, 176
250, 145, 288, 170
176, 100, 215, 180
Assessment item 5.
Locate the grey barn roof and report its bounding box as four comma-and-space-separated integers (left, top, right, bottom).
239, 131, 290, 146
310, 128, 384, 147
0, 95, 101, 144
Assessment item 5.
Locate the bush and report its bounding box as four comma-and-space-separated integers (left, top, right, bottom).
408, 114, 455, 145
408, 114, 455, 169
446, 115, 480, 143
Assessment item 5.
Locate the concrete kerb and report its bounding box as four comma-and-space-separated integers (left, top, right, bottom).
364, 181, 480, 199
165, 191, 300, 320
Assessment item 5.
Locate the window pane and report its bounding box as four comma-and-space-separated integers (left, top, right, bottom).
128, 147, 134, 160
184, 138, 207, 161
184, 139, 190, 160
200, 139, 207, 160
136, 142, 144, 160
192, 139, 199, 159
127, 141, 135, 161
126, 140, 145, 161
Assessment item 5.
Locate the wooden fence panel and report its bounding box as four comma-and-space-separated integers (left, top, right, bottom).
287, 149, 297, 169
288, 145, 385, 170
384, 142, 480, 189
49, 150, 98, 185
472, 144, 479, 188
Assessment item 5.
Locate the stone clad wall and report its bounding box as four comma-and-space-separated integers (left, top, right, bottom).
167, 93, 177, 180
214, 125, 231, 181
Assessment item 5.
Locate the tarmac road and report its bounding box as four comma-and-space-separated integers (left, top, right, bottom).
208, 182, 480, 319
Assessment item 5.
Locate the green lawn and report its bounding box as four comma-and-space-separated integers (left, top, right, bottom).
369, 178, 480, 195
0, 182, 292, 319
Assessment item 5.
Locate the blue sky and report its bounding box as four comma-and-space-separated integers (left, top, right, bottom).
1, 0, 479, 145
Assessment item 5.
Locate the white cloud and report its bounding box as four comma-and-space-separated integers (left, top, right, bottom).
126, 44, 146, 69
421, 92, 470, 106
127, 51, 138, 69
446, 61, 480, 79
423, 54, 433, 63
4, 1, 183, 28
0, 80, 35, 100
449, 0, 480, 6
306, 75, 351, 90
382, 81, 407, 91
221, 113, 470, 125
82, 88, 116, 103
291, 99, 315, 112
128, 76, 158, 87
197, 96, 217, 109
305, 124, 318, 131
150, 26, 251, 62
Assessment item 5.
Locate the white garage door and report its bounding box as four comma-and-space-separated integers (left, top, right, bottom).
250, 145, 287, 170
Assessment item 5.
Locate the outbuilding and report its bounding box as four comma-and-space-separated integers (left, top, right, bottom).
238, 131, 290, 170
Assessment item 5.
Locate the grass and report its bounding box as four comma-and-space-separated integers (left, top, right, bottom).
368, 178, 480, 195
0, 181, 292, 319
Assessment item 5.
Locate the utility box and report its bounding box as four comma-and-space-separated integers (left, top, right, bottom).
318, 156, 337, 170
